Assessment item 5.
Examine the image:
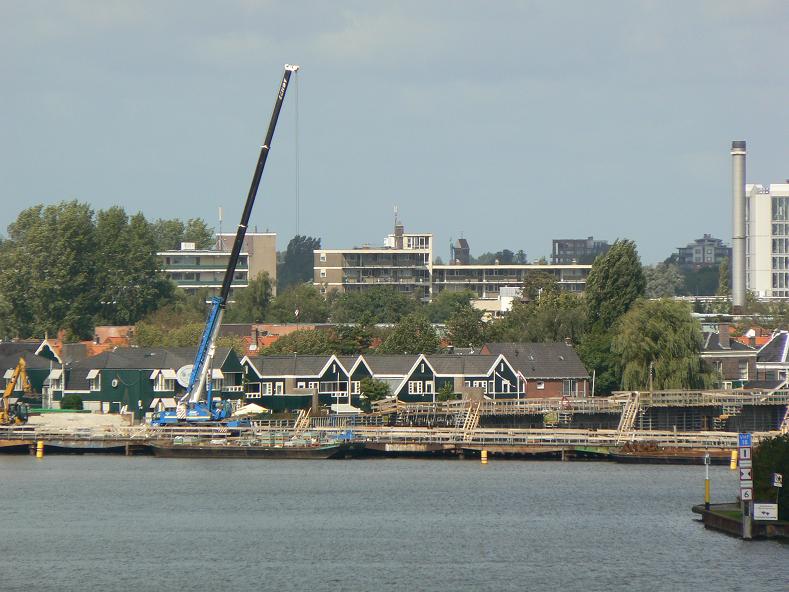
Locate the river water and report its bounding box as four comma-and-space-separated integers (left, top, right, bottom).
0, 456, 785, 592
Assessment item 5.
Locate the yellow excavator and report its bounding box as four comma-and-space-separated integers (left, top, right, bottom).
1, 357, 31, 425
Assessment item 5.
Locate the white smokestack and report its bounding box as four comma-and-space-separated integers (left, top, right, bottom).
731, 140, 746, 310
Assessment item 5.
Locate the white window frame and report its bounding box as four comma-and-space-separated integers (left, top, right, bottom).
297, 381, 306, 389
536, 381, 545, 390
425, 381, 434, 394
308, 381, 318, 390
320, 252, 327, 262
246, 382, 261, 399
320, 269, 327, 278
89, 372, 101, 392
408, 381, 423, 394
275, 382, 284, 394
154, 375, 174, 392
262, 382, 273, 395
351, 381, 360, 394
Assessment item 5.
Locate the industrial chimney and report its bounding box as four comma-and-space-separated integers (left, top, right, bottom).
731, 140, 746, 311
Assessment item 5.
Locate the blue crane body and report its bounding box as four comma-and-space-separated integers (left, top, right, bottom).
151, 64, 300, 427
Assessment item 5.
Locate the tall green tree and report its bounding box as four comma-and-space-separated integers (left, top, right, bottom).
182, 218, 215, 249
446, 304, 486, 347
585, 239, 645, 328
487, 292, 587, 344
424, 290, 474, 323
331, 286, 418, 323
225, 272, 273, 323
0, 201, 98, 339
522, 270, 559, 301
717, 257, 731, 296
644, 262, 685, 298
612, 299, 711, 390
278, 235, 320, 290
268, 283, 329, 323
377, 313, 440, 354
151, 218, 186, 251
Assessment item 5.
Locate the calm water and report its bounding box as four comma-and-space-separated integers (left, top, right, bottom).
0, 456, 785, 592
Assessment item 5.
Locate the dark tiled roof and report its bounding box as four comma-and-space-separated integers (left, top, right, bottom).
427, 355, 498, 376
482, 342, 590, 379
743, 379, 786, 391
361, 355, 417, 376
247, 355, 332, 377
757, 331, 789, 364
0, 342, 51, 371
702, 333, 756, 353
63, 346, 235, 390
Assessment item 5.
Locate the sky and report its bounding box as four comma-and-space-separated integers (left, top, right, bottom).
1, 1, 788, 264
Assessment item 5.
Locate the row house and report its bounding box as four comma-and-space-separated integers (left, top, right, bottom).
240, 344, 590, 409
45, 346, 245, 419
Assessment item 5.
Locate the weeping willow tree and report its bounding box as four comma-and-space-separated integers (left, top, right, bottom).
612, 299, 713, 390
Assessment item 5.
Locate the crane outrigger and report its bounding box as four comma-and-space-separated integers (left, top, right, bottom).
151, 64, 299, 426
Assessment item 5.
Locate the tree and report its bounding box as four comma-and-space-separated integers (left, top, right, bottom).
487, 292, 587, 345
522, 270, 559, 301
436, 382, 458, 401
424, 290, 474, 323
612, 299, 712, 391
182, 218, 215, 249
225, 272, 273, 323
359, 377, 390, 411
446, 304, 486, 347
151, 218, 185, 251
515, 249, 527, 264
331, 286, 418, 324
585, 239, 645, 328
263, 329, 335, 355
752, 434, 789, 519
268, 284, 329, 323
0, 201, 99, 339
577, 327, 620, 395
681, 265, 720, 296
717, 257, 731, 296
644, 263, 685, 298
377, 313, 440, 354
60, 394, 83, 410
278, 235, 320, 290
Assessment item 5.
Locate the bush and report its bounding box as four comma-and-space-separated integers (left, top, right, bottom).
753, 434, 789, 520
60, 394, 84, 410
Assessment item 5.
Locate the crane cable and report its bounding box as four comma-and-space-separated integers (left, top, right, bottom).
294, 68, 300, 237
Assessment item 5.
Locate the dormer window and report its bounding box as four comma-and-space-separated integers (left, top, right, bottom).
87, 369, 101, 391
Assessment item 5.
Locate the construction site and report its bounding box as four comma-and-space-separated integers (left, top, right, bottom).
2, 387, 787, 462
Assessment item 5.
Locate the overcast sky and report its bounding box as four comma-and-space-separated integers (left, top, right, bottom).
1, 1, 788, 263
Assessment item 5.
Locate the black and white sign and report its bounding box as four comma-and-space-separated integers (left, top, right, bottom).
740, 487, 753, 501
738, 446, 751, 461
774, 473, 783, 488
753, 503, 778, 521
739, 467, 752, 481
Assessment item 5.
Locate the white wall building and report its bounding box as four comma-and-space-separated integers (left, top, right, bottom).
746, 182, 789, 298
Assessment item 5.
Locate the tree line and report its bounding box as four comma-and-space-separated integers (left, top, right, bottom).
0, 201, 214, 339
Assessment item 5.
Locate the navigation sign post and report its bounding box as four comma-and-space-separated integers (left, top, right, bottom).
738, 433, 753, 540
774, 473, 783, 488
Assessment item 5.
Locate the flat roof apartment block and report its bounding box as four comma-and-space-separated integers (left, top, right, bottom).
746, 183, 789, 298
159, 232, 277, 298
314, 223, 591, 301
314, 226, 432, 300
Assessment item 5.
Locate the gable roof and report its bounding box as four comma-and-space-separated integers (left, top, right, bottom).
426, 354, 500, 376
243, 355, 336, 378
481, 342, 589, 379
757, 331, 789, 364
61, 346, 238, 390
701, 332, 756, 353
0, 341, 53, 371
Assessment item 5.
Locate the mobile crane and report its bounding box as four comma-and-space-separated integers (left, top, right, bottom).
151, 64, 299, 426
1, 357, 31, 426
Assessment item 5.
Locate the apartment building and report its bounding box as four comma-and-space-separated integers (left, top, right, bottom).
551, 236, 610, 264
313, 223, 433, 300
159, 232, 277, 298
746, 182, 789, 298
314, 224, 591, 300
675, 234, 731, 268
